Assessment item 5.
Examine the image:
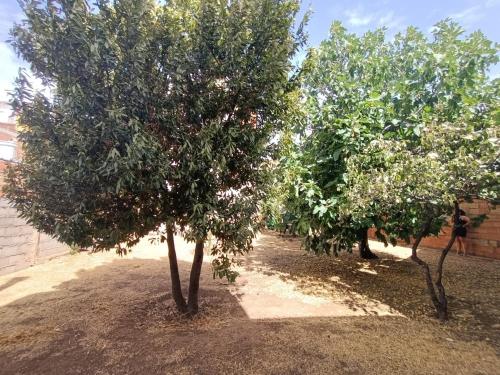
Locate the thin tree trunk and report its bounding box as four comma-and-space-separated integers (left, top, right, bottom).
410, 218, 441, 313
434, 235, 455, 321
358, 228, 378, 259
187, 240, 205, 315
434, 202, 460, 321
166, 225, 187, 313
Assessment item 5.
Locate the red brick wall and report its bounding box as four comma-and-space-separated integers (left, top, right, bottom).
369, 201, 500, 259
0, 122, 16, 140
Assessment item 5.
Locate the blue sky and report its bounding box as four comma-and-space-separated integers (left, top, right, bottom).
1, 0, 499, 101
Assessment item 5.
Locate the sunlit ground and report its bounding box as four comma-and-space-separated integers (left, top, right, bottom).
0, 233, 198, 307
0, 233, 404, 318
230, 235, 401, 319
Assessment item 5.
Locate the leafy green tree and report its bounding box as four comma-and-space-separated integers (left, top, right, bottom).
276, 19, 499, 319
4, 0, 304, 315
280, 20, 498, 262
342, 117, 498, 320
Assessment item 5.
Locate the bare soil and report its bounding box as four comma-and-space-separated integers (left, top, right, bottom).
0, 231, 498, 374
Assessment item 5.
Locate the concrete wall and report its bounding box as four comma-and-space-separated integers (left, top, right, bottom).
1, 106, 69, 275
369, 200, 500, 259
0, 198, 70, 275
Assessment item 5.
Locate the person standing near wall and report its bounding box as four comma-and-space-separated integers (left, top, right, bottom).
454, 209, 470, 256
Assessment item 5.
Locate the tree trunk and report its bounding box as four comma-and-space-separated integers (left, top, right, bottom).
166, 225, 187, 313
410, 217, 442, 314
433, 202, 459, 321
358, 228, 378, 259
410, 202, 459, 321
187, 240, 205, 316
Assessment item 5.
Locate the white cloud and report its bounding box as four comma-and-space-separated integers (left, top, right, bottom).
485, 0, 500, 7
343, 6, 405, 34
446, 0, 500, 29
377, 11, 405, 30
426, 0, 500, 36
449, 5, 484, 26
344, 7, 373, 27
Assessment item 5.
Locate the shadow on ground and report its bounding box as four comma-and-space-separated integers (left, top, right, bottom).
0, 232, 499, 374
0, 277, 28, 292
248, 232, 500, 345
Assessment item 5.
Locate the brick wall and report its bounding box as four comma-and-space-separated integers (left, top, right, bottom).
0, 198, 69, 275
369, 200, 500, 259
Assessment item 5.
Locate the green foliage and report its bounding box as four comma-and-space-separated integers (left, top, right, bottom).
4, 0, 304, 279
260, 88, 306, 231
275, 20, 499, 254
342, 121, 498, 244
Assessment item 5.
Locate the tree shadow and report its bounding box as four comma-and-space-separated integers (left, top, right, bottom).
0, 277, 29, 292
0, 255, 248, 374
248, 231, 500, 344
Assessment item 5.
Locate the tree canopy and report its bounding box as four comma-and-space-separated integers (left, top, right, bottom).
271, 20, 499, 258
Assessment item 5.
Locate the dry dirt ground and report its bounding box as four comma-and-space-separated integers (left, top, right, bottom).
0, 231, 499, 375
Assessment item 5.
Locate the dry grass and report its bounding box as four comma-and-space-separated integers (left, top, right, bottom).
0, 231, 498, 374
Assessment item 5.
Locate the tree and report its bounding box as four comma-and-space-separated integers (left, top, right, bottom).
279, 22, 392, 258
341, 118, 498, 320
4, 0, 304, 315
277, 20, 499, 262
